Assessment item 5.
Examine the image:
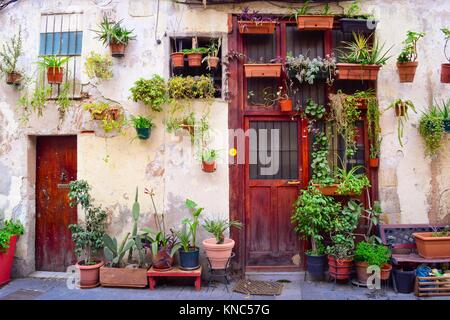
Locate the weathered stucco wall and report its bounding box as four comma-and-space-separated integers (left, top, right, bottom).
0, 0, 449, 277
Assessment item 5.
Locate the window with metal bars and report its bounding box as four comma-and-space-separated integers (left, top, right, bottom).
38, 13, 83, 99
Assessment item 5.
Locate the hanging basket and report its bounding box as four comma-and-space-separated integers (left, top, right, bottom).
296, 15, 334, 31
336, 63, 381, 81
397, 61, 418, 83
244, 63, 282, 78
238, 21, 276, 34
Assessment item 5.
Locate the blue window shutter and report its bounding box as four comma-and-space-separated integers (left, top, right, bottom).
39, 31, 83, 55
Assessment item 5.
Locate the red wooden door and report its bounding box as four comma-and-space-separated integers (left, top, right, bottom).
244, 117, 308, 270
36, 136, 77, 271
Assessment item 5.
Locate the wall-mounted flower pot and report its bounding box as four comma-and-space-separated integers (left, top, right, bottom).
279, 99, 293, 112
312, 183, 356, 196
179, 247, 200, 270
6, 72, 22, 85
397, 61, 418, 83
203, 238, 235, 270
207, 56, 220, 69
443, 119, 450, 132
152, 247, 174, 271
340, 18, 378, 34
180, 123, 195, 137
99, 266, 148, 288
394, 104, 407, 117
413, 232, 450, 258
187, 53, 203, 67
244, 63, 282, 78
336, 63, 381, 81
76, 260, 104, 289
441, 63, 450, 83
238, 21, 276, 34
393, 268, 416, 293
47, 67, 64, 84
328, 255, 353, 281
306, 254, 326, 277
0, 235, 18, 287
136, 127, 151, 140
109, 42, 126, 57
369, 158, 379, 168
356, 98, 368, 110
297, 15, 334, 31
171, 52, 185, 68
202, 160, 216, 173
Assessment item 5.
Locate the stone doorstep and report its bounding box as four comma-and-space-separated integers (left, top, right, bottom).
28, 271, 69, 279
245, 271, 304, 282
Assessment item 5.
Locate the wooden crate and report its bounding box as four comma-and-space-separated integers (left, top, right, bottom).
415, 276, 450, 297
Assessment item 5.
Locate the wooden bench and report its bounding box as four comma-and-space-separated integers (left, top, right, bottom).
147, 266, 202, 291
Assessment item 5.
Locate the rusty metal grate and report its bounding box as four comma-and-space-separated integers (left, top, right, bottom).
233, 279, 283, 296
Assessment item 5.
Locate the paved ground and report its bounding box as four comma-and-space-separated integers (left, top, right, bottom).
2, 274, 448, 300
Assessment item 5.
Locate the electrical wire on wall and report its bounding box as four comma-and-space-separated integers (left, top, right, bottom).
155, 0, 162, 44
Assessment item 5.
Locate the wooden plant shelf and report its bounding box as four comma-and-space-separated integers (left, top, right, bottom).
238, 21, 276, 34
147, 266, 202, 291
415, 276, 450, 297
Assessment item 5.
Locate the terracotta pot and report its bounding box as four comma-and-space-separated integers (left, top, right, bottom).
6, 72, 22, 85
312, 184, 339, 196
369, 158, 379, 168
381, 263, 392, 281
0, 235, 18, 287
355, 261, 370, 283
296, 15, 334, 31
328, 255, 353, 280
171, 52, 185, 68
397, 61, 418, 83
187, 53, 203, 67
441, 63, 450, 83
180, 124, 195, 136
203, 238, 235, 270
238, 21, 276, 34
244, 63, 282, 78
356, 98, 368, 110
279, 99, 293, 112
152, 247, 174, 271
207, 56, 220, 69
336, 63, 381, 81
413, 232, 450, 258
76, 260, 104, 289
395, 104, 407, 117
47, 67, 64, 84
202, 160, 216, 173
100, 266, 148, 288
109, 42, 126, 57
108, 108, 120, 121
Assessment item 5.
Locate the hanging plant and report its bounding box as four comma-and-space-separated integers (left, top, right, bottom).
84, 101, 126, 133
36, 55, 71, 84
237, 7, 277, 34
286, 53, 337, 86
85, 51, 113, 80
386, 99, 417, 147
418, 102, 445, 156
310, 132, 334, 186
93, 17, 136, 57
129, 75, 168, 112
340, 1, 378, 34
18, 84, 52, 122
131, 115, 155, 140
0, 27, 23, 85
292, 2, 334, 31
441, 28, 450, 83
397, 31, 425, 83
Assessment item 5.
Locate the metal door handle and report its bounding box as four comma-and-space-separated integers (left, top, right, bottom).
287, 180, 301, 185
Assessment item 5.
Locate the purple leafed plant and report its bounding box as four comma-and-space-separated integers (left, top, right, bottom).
237, 7, 277, 23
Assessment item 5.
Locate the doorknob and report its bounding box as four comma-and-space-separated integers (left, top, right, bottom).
287, 180, 301, 185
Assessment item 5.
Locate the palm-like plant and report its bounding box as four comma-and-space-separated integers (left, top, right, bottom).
339, 32, 392, 65
37, 55, 70, 70
93, 17, 136, 46
202, 218, 242, 244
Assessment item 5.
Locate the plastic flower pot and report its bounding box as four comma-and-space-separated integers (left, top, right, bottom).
171, 52, 185, 68
397, 62, 418, 83
109, 42, 126, 57
328, 255, 353, 281
244, 63, 282, 78
6, 72, 22, 85
336, 63, 381, 81
279, 99, 293, 112
306, 253, 326, 277
393, 268, 416, 293
179, 247, 200, 270
187, 53, 203, 67
203, 238, 235, 270
238, 21, 276, 34
76, 260, 104, 289
443, 119, 450, 133
99, 266, 148, 288
47, 67, 64, 84
152, 247, 174, 271
369, 158, 379, 168
202, 160, 216, 173
136, 127, 151, 140
0, 235, 18, 287
413, 232, 450, 258
340, 18, 378, 34
296, 15, 334, 31
441, 63, 450, 83
207, 57, 220, 69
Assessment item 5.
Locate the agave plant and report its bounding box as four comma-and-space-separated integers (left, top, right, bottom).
339, 32, 392, 65
93, 17, 136, 46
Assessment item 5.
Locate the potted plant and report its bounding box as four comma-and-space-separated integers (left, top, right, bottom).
202, 38, 221, 70
202, 218, 242, 269
292, 186, 341, 278
177, 199, 203, 270
441, 28, 450, 83
0, 28, 23, 85
397, 31, 425, 83
0, 219, 24, 286
439, 99, 450, 132
244, 57, 283, 78
93, 17, 136, 57
286, 53, 337, 86
369, 138, 381, 168
131, 115, 154, 140
237, 7, 277, 34
84, 101, 126, 133
413, 226, 450, 259
386, 99, 417, 147
182, 47, 208, 67
336, 32, 392, 81
293, 2, 334, 31
85, 51, 113, 80
130, 75, 168, 112
304, 99, 326, 120
335, 165, 371, 196
354, 241, 392, 283
100, 189, 148, 288
340, 1, 378, 34
68, 180, 107, 288
418, 102, 445, 156
310, 132, 335, 193
201, 148, 218, 173
37, 55, 71, 84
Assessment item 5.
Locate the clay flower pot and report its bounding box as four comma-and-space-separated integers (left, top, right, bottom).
207, 56, 220, 69
76, 260, 104, 289
238, 21, 276, 34
413, 232, 450, 258
203, 238, 235, 270
328, 255, 353, 281
441, 63, 450, 83
279, 99, 293, 112
171, 52, 185, 68
6, 72, 22, 85
336, 63, 381, 81
369, 158, 379, 168
355, 261, 370, 283
202, 160, 216, 173
47, 67, 64, 84
380, 263, 392, 281
152, 247, 174, 271
187, 53, 203, 67
296, 15, 334, 31
397, 61, 418, 83
0, 235, 18, 287
356, 98, 368, 110
244, 63, 282, 78
109, 41, 126, 57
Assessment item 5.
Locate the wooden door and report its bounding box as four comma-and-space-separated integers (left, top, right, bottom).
244, 117, 308, 270
36, 136, 77, 271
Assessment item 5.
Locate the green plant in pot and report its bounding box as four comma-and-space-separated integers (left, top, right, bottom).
291, 186, 341, 277
293, 1, 335, 31
130, 75, 168, 112
354, 242, 392, 283
0, 27, 23, 85
93, 17, 136, 57
441, 28, 450, 83
286, 52, 337, 86
37, 55, 71, 84
439, 99, 450, 132
202, 218, 242, 270
397, 31, 425, 83
182, 47, 208, 68
0, 219, 24, 286
335, 165, 371, 196
201, 148, 219, 173
68, 180, 107, 288
340, 0, 377, 34
177, 199, 203, 270
202, 38, 221, 70
131, 115, 154, 140
418, 102, 445, 156
85, 51, 113, 80
386, 99, 417, 147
